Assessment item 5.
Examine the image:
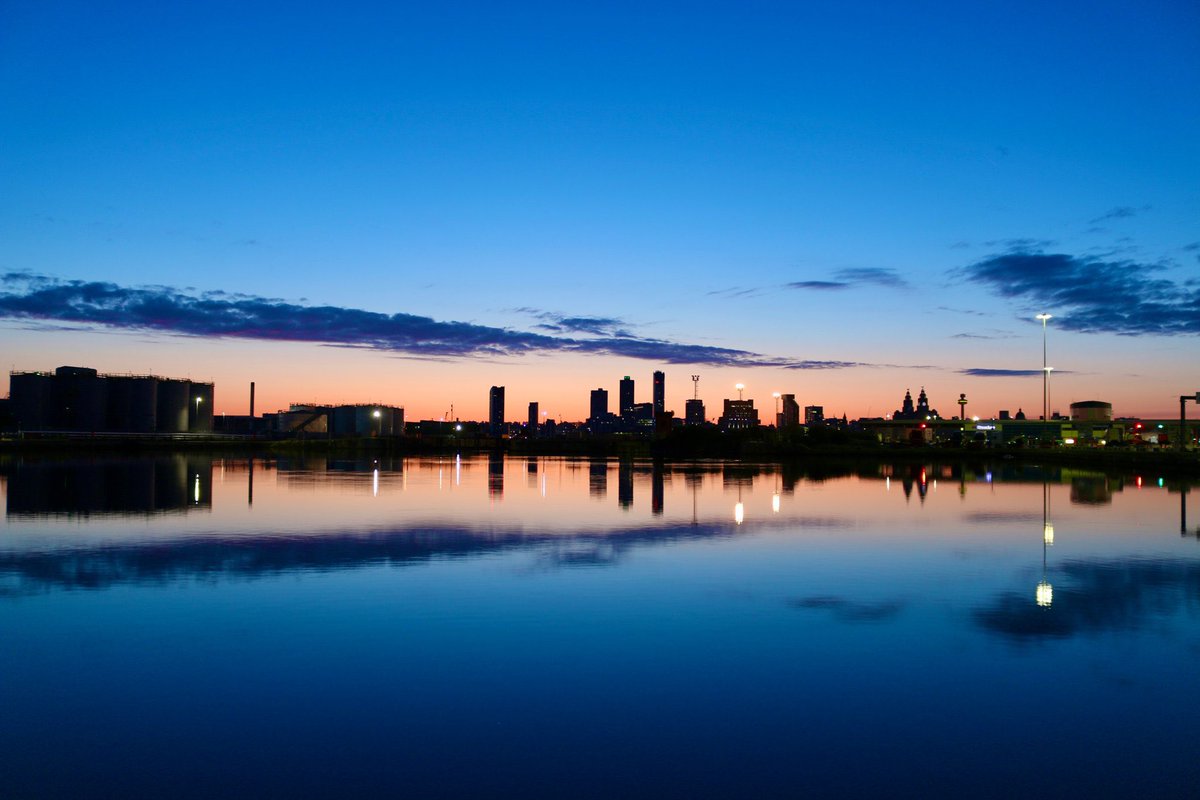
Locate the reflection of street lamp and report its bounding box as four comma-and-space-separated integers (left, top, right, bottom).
1038, 478, 1054, 606
1036, 313, 1053, 421
736, 383, 745, 401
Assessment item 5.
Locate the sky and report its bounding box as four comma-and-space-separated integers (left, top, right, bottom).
1, 0, 1198, 421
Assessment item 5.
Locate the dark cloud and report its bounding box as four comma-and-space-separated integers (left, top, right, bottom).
514, 308, 634, 337
961, 250, 1200, 335
959, 368, 1047, 377
785, 280, 848, 291
0, 273, 861, 370
1089, 205, 1148, 225
788, 595, 906, 623
787, 267, 908, 292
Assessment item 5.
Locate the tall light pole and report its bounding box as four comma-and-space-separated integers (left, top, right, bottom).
735, 383, 745, 401
1036, 314, 1053, 421
772, 391, 781, 426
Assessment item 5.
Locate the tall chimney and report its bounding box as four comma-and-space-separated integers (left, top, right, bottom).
250, 381, 256, 418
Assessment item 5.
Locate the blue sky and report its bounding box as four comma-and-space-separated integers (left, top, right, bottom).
1, 1, 1197, 419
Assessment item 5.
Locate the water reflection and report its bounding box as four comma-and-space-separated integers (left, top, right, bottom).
3, 456, 212, 516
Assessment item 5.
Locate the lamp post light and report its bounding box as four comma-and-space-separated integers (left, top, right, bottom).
373, 408, 382, 437
1036, 313, 1053, 421
735, 383, 745, 401
772, 391, 781, 426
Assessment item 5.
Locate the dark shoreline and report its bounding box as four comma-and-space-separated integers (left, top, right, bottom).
1, 433, 1197, 477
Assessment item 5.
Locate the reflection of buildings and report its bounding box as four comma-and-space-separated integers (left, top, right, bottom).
488, 452, 504, 498
589, 457, 607, 498
652, 462, 664, 515
5, 457, 213, 516
618, 460, 633, 508
9, 366, 214, 433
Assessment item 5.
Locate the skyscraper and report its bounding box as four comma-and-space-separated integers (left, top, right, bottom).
489, 386, 505, 435
527, 401, 539, 437
685, 398, 706, 425
780, 394, 800, 427
590, 388, 608, 420
653, 370, 665, 415
619, 376, 634, 416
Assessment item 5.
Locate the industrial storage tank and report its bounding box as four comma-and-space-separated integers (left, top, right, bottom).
108, 376, 160, 433
55, 367, 107, 431
1070, 401, 1113, 423
156, 379, 190, 433
9, 372, 54, 430
188, 382, 214, 433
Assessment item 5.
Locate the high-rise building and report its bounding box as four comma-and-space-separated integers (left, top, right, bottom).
804, 405, 824, 425
653, 371, 665, 415
780, 394, 800, 427
590, 388, 608, 420
685, 398, 706, 425
489, 386, 505, 435
527, 401, 539, 436
719, 399, 759, 431
619, 376, 635, 416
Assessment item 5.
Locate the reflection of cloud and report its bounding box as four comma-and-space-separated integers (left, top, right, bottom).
788, 595, 906, 623
961, 250, 1200, 335
974, 558, 1200, 642
963, 511, 1044, 523
0, 273, 838, 369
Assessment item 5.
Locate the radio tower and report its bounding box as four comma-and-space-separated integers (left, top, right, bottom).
691, 375, 700, 399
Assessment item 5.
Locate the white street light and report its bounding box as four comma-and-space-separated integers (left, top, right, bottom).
735, 383, 745, 401
1036, 313, 1053, 421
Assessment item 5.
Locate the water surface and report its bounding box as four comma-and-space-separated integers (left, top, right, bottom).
2, 455, 1198, 798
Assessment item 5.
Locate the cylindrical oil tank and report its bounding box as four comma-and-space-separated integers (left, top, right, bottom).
58, 373, 107, 431
9, 372, 53, 430
330, 406, 356, 436
129, 377, 158, 433
156, 379, 190, 433
189, 382, 214, 433
105, 376, 135, 432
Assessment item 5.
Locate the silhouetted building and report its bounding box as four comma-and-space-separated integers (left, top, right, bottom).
8, 366, 214, 434
719, 399, 759, 431
489, 386, 505, 435
804, 405, 824, 425
893, 387, 940, 421
528, 401, 539, 436
590, 388, 608, 420
653, 371, 665, 415
1071, 400, 1113, 422
779, 394, 800, 427
686, 398, 706, 426
619, 376, 635, 416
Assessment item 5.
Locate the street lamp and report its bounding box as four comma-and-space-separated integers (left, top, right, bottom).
373, 408, 382, 437
772, 391, 781, 426
1036, 313, 1053, 421
735, 383, 745, 401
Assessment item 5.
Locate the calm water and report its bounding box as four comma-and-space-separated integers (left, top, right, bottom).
2, 455, 1198, 798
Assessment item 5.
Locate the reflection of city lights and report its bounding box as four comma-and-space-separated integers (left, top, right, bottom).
1036, 580, 1053, 607
1044, 523, 1054, 545
194, 474, 200, 503
373, 468, 379, 497
772, 493, 780, 513
886, 476, 890, 491
1136, 476, 1143, 488
734, 502, 744, 525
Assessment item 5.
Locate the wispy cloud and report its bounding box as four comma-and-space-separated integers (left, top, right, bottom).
959, 368, 1052, 377
786, 267, 908, 292
961, 250, 1200, 336
785, 280, 848, 291
512, 308, 634, 338
1089, 205, 1148, 225
0, 273, 873, 370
